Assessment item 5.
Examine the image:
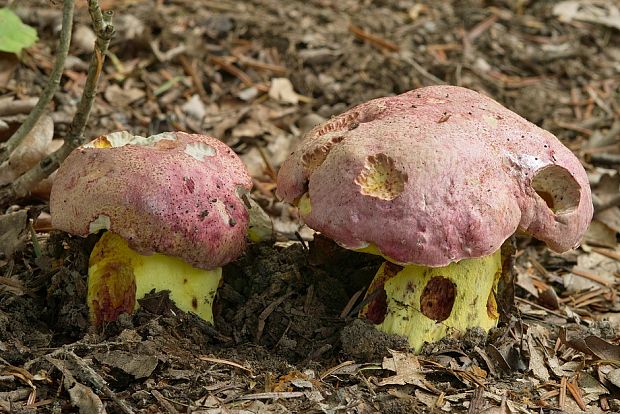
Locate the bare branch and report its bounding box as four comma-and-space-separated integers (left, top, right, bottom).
0, 0, 75, 164
0, 1, 114, 209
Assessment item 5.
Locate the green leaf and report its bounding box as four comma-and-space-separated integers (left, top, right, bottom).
0, 8, 38, 54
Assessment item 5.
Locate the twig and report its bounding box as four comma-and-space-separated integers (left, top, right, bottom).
559, 376, 567, 409
554, 121, 593, 136
340, 288, 365, 319
256, 291, 294, 342
47, 350, 134, 414
399, 53, 446, 85
348, 24, 399, 52
0, 0, 114, 208
198, 356, 253, 373
569, 267, 611, 287
595, 194, 620, 214
465, 15, 498, 42
590, 247, 620, 261
238, 392, 304, 400
209, 55, 269, 92
178, 54, 208, 102
151, 390, 179, 414
0, 0, 75, 163
319, 360, 354, 380
589, 153, 620, 168
0, 98, 38, 117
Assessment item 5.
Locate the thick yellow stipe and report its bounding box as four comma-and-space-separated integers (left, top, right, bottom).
88, 232, 222, 326
361, 250, 502, 352
297, 192, 312, 217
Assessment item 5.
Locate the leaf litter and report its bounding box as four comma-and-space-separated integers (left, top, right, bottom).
1, 0, 620, 412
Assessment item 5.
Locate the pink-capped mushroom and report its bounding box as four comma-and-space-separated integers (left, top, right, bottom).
277, 85, 593, 351
50, 131, 253, 326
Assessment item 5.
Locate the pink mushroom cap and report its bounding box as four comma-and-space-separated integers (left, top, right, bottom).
277, 85, 593, 267
50, 131, 253, 269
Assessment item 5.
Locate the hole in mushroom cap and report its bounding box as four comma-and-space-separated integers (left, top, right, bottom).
313, 103, 385, 137
420, 276, 455, 322
531, 165, 581, 214
213, 199, 230, 225
89, 214, 111, 234
185, 142, 216, 160
316, 112, 359, 137
355, 153, 408, 200
85, 131, 178, 148
301, 133, 344, 175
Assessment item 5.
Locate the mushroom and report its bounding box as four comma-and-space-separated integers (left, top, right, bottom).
50, 131, 253, 326
276, 85, 593, 351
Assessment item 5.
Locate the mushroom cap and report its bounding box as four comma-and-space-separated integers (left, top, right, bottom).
50, 131, 253, 269
277, 86, 593, 267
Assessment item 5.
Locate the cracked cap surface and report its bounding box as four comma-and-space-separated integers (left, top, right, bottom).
276, 85, 593, 266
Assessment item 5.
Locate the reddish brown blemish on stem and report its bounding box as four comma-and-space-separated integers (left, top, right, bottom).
487, 290, 499, 319
364, 261, 403, 324
420, 276, 455, 322
91, 264, 137, 326
365, 286, 388, 324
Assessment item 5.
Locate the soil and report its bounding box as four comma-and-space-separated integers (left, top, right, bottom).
1, 0, 620, 413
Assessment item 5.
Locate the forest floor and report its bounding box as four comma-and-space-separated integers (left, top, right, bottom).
1, 0, 620, 413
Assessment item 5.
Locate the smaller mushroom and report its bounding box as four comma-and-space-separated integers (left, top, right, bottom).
50, 131, 253, 326
276, 85, 593, 352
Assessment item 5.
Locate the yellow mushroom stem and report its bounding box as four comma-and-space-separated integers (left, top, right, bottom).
88, 231, 222, 326
360, 250, 502, 352
297, 191, 504, 352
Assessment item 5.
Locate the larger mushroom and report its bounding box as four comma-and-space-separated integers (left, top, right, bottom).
276, 85, 593, 352
50, 131, 253, 326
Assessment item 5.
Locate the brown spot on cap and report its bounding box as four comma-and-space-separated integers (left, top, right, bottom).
192, 297, 198, 309
420, 276, 455, 322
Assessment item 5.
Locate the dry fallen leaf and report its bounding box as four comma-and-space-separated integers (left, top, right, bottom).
94, 350, 159, 379
564, 251, 619, 292
0, 114, 55, 185
0, 209, 30, 258
583, 220, 618, 248
480, 396, 513, 414
527, 334, 550, 382
103, 83, 145, 107
553, 1, 620, 30
584, 336, 620, 362
378, 350, 426, 387
68, 382, 106, 414
269, 77, 299, 105
181, 94, 206, 120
